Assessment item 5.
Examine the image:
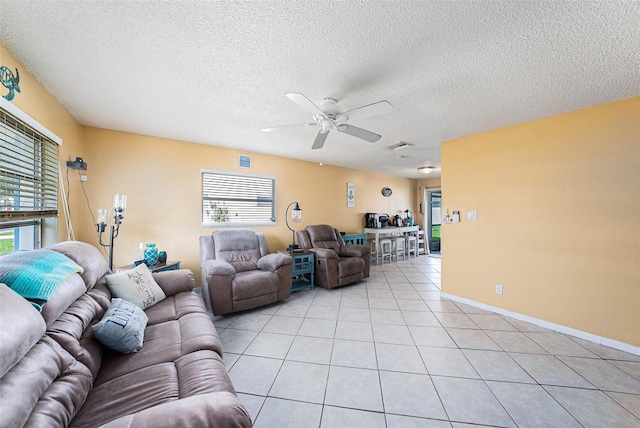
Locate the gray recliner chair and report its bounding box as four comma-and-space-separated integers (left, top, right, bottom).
199, 229, 292, 315
296, 224, 370, 289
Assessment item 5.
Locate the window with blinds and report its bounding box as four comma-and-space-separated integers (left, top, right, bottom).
0, 107, 59, 229
202, 169, 276, 226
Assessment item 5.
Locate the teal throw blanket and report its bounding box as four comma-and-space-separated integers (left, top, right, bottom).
0, 249, 84, 312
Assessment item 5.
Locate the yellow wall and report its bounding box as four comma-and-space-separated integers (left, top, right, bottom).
441, 97, 640, 346
79, 127, 417, 281
1, 44, 84, 244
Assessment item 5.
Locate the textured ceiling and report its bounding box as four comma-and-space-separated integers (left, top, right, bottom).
1, 1, 638, 178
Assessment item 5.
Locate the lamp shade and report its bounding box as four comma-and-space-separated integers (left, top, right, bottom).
97, 208, 109, 224
113, 193, 127, 212
291, 202, 302, 222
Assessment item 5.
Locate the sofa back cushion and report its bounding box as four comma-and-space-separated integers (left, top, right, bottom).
49, 241, 110, 289
0, 243, 113, 428
0, 284, 46, 378
212, 230, 264, 272
306, 225, 342, 252
0, 281, 103, 428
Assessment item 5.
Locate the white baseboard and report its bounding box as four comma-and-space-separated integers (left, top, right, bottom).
440, 292, 640, 357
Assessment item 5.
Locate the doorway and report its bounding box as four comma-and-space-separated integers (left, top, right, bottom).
425, 189, 441, 255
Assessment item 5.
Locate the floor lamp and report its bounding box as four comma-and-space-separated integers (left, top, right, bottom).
96, 193, 127, 271
285, 201, 302, 252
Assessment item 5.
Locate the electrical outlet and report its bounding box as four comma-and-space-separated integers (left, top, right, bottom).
495, 284, 503, 295
79, 175, 87, 182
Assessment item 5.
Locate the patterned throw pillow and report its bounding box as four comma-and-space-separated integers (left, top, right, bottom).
92, 298, 148, 353
105, 263, 166, 309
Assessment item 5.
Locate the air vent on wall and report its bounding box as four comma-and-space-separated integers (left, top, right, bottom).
386, 141, 413, 151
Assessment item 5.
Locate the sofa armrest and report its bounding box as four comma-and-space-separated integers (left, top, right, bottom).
152, 269, 195, 297
201, 259, 236, 277
98, 391, 252, 428
257, 253, 292, 272
310, 248, 339, 261
339, 244, 370, 258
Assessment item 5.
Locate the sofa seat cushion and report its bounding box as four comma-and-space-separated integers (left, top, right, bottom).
145, 291, 209, 326
70, 351, 235, 428
338, 257, 365, 278
232, 270, 279, 301
95, 309, 222, 386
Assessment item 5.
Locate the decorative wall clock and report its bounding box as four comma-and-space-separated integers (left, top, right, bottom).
381, 187, 392, 197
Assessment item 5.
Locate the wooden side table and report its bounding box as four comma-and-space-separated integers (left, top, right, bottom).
280, 251, 314, 292
342, 233, 367, 246
115, 261, 181, 273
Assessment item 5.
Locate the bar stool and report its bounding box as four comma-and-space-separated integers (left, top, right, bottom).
392, 235, 406, 261
379, 238, 393, 263
417, 230, 426, 255
369, 240, 378, 264
406, 235, 418, 258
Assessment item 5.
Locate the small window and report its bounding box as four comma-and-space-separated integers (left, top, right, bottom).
1, 104, 60, 254
202, 169, 276, 226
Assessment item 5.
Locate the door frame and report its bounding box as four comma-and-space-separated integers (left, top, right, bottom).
423, 188, 442, 255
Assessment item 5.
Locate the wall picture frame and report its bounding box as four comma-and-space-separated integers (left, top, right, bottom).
238, 155, 251, 168
347, 182, 355, 208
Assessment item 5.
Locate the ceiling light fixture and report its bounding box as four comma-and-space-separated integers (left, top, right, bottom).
418, 166, 435, 174
386, 141, 413, 151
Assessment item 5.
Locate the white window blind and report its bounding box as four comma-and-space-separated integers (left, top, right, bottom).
202, 169, 276, 226
0, 107, 59, 229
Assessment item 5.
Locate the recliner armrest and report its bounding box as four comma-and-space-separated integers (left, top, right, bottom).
339, 244, 370, 258
201, 259, 236, 277
310, 248, 340, 261
257, 253, 292, 272
152, 269, 195, 296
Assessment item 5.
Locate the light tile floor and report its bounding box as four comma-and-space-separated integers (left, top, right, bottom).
212, 256, 640, 428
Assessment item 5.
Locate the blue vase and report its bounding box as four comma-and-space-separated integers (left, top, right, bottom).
144, 243, 159, 265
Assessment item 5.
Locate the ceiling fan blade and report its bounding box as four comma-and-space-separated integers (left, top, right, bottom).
262, 123, 317, 132
343, 100, 393, 122
337, 124, 381, 143
311, 131, 329, 150
286, 93, 326, 117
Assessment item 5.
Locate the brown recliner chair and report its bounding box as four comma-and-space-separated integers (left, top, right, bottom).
296, 224, 370, 289
199, 229, 293, 315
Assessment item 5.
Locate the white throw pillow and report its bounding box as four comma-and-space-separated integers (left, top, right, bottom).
105, 263, 166, 309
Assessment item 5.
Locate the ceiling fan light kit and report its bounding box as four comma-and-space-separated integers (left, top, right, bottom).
263, 92, 393, 150
387, 141, 413, 151
418, 166, 435, 174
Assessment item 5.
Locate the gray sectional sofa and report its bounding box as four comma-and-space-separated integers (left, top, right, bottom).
0, 241, 251, 428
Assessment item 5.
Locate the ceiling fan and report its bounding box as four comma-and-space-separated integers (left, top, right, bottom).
262, 93, 393, 150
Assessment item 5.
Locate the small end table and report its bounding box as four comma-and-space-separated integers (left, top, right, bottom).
279, 250, 314, 292
115, 261, 181, 273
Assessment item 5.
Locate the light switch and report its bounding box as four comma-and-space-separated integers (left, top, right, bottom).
467, 211, 478, 221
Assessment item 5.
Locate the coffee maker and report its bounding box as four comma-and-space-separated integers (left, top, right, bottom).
365, 213, 377, 228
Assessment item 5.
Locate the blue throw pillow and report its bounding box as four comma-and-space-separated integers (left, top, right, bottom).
92, 298, 148, 354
